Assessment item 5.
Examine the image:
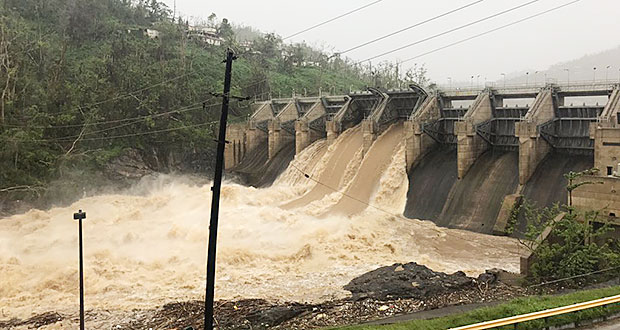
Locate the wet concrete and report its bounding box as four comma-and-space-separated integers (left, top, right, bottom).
438, 151, 519, 234
230, 143, 295, 188
515, 152, 593, 235
404, 148, 458, 222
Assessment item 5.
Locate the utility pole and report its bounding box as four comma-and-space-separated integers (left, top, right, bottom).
204, 48, 236, 330
73, 210, 87, 330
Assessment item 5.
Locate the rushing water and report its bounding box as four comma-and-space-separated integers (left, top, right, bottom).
0, 126, 525, 321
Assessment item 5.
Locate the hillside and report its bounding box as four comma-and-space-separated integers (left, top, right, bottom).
504, 46, 620, 85
0, 0, 373, 213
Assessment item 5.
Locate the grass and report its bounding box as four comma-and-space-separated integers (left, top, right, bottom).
330, 286, 620, 330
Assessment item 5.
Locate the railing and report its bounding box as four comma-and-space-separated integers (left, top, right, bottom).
450, 294, 620, 330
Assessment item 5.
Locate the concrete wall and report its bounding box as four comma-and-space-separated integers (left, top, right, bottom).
268, 119, 294, 159
295, 101, 326, 154
405, 96, 440, 170
361, 119, 376, 156
295, 120, 323, 154
224, 123, 246, 169
573, 176, 620, 218
246, 125, 267, 155
515, 89, 555, 185
326, 120, 340, 146
592, 125, 620, 175
455, 93, 492, 179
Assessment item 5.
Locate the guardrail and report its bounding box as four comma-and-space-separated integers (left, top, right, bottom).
449, 294, 620, 330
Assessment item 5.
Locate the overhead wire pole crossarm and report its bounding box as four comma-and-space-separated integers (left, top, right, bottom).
335, 0, 484, 56
357, 0, 540, 64
400, 0, 583, 64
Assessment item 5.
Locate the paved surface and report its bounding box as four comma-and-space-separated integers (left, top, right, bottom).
576, 316, 620, 329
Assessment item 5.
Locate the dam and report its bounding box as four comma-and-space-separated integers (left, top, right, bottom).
226, 82, 620, 236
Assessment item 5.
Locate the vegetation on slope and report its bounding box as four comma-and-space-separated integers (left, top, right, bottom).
0, 0, 415, 210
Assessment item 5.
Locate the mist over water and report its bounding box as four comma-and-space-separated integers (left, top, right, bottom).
0, 128, 525, 320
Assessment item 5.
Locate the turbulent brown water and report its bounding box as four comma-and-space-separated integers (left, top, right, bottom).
0, 126, 525, 323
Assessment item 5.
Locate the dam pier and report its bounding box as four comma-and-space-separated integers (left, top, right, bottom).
226, 82, 620, 235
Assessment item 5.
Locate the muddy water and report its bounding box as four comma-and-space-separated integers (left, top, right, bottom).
283, 125, 363, 209
0, 126, 524, 322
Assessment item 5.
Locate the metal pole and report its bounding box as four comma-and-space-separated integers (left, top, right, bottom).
205, 48, 235, 330
73, 210, 87, 330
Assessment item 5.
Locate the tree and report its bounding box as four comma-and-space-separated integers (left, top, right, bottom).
218, 18, 234, 43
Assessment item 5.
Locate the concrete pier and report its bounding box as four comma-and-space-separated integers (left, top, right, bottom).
515, 89, 555, 185
405, 96, 440, 170
455, 92, 493, 179
268, 100, 297, 159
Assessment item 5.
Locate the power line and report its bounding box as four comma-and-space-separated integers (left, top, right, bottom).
287, 162, 523, 253
528, 265, 620, 288
356, 0, 540, 64
335, 0, 484, 56
5, 100, 224, 143
283, 0, 384, 40
400, 0, 583, 64
6, 121, 219, 143
2, 100, 211, 129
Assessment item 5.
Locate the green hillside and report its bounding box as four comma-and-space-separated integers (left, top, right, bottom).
0, 0, 372, 211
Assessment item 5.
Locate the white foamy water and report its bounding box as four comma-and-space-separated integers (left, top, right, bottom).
0, 128, 525, 323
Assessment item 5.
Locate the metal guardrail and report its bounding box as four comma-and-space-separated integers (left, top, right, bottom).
449, 294, 620, 330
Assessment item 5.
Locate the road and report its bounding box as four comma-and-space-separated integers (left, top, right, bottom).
576, 316, 620, 329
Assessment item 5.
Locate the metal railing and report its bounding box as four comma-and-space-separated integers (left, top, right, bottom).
450, 294, 620, 330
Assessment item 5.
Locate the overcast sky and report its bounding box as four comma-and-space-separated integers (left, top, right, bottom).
161, 0, 620, 85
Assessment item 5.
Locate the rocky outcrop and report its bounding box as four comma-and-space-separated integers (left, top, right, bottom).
344, 262, 476, 300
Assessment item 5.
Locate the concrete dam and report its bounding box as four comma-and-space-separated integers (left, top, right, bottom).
225, 82, 620, 235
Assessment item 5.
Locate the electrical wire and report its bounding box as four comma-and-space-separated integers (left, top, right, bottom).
335, 0, 484, 56
356, 0, 540, 64
283, 0, 384, 40
286, 161, 524, 253
2, 100, 211, 129
6, 121, 220, 143
399, 0, 583, 64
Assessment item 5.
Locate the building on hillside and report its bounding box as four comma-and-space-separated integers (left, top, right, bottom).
187, 26, 224, 46
145, 29, 160, 39
125, 28, 160, 39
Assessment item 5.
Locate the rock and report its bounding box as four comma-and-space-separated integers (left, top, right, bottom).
344, 262, 474, 301
246, 305, 310, 327
105, 149, 153, 180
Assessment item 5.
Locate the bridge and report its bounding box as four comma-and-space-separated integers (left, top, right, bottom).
226, 81, 620, 235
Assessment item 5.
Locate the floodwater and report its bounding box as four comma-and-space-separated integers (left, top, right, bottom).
0, 126, 525, 322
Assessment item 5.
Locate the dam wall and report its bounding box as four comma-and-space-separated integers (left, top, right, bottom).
236, 82, 620, 235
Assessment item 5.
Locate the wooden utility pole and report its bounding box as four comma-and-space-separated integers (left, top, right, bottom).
204, 48, 235, 330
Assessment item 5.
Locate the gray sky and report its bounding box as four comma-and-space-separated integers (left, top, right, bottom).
162, 0, 620, 85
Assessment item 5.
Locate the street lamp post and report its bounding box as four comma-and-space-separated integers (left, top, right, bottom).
606, 65, 611, 82
593, 67, 597, 83
470, 75, 474, 89
448, 77, 452, 89
501, 73, 506, 88
525, 72, 529, 87
534, 71, 539, 86
476, 74, 480, 88
564, 68, 570, 86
